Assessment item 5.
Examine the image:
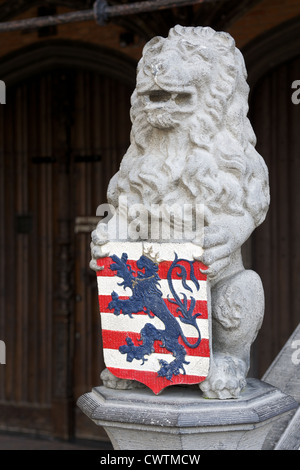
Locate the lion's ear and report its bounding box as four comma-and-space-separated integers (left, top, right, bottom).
216, 31, 236, 51
141, 35, 164, 59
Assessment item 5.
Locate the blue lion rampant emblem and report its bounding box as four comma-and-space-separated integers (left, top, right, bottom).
107, 252, 202, 381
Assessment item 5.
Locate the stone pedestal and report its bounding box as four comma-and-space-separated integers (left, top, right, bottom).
77, 378, 297, 450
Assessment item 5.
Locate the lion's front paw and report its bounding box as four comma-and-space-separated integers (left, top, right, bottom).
199, 354, 247, 399
89, 224, 110, 271
194, 225, 233, 279
92, 223, 109, 246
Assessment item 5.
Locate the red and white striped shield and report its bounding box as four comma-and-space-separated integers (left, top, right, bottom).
96, 242, 211, 394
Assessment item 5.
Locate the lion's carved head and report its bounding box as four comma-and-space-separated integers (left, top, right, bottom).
108, 25, 269, 228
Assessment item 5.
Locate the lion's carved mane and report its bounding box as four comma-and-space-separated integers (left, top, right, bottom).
107, 25, 270, 230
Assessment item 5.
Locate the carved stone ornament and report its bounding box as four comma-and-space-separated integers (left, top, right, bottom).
90, 25, 270, 399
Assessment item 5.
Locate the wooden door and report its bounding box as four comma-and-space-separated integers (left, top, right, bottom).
0, 73, 55, 434
0, 66, 132, 440
250, 55, 300, 377
71, 71, 132, 439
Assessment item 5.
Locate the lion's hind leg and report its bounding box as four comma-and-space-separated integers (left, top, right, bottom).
199, 269, 264, 399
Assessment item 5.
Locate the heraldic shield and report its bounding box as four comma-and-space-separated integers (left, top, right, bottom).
96, 242, 211, 394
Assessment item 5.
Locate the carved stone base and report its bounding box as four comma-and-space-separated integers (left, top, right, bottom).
77, 378, 297, 450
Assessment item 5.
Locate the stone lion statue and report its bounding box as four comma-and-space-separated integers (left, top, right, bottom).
91, 25, 270, 399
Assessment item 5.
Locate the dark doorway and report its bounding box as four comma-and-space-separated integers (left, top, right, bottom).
250, 55, 300, 378
0, 57, 134, 440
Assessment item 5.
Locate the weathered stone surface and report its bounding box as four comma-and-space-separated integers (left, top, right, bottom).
275, 407, 300, 450
77, 379, 297, 450
90, 25, 270, 400
263, 323, 300, 401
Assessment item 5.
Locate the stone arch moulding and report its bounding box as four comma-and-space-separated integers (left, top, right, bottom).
0, 39, 137, 87
242, 14, 300, 91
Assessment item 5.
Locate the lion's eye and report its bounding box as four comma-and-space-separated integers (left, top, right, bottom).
148, 90, 171, 103
175, 93, 192, 106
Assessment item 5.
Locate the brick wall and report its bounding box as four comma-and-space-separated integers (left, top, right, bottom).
0, 6, 144, 63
